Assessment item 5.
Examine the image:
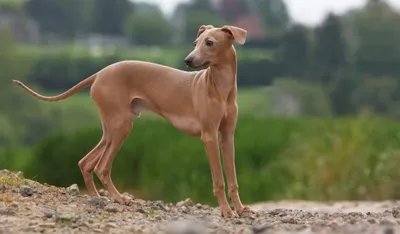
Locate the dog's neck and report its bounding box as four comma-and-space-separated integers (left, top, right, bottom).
205, 48, 237, 99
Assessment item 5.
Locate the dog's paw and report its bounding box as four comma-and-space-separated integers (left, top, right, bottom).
114, 194, 133, 206
100, 196, 111, 202
236, 205, 255, 217
220, 205, 237, 218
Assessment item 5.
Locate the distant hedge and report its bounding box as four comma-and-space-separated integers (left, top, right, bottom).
18, 46, 281, 91
14, 114, 400, 205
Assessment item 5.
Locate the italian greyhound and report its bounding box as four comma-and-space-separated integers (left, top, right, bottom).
13, 24, 253, 217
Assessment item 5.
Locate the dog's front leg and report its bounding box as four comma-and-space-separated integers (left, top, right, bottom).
220, 108, 254, 217
220, 130, 253, 216
201, 130, 234, 217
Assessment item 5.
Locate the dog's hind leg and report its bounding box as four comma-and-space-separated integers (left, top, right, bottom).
78, 121, 107, 196
94, 109, 133, 205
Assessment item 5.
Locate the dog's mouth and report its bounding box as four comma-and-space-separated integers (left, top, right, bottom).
188, 61, 211, 69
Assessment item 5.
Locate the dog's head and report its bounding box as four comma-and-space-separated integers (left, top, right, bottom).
184, 25, 247, 69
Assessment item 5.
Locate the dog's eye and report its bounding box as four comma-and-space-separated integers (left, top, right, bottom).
206, 40, 214, 46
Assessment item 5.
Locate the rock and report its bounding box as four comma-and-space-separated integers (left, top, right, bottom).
0, 169, 11, 175
251, 224, 272, 234
180, 206, 189, 213
19, 185, 33, 197
87, 197, 107, 208
9, 201, 18, 209
163, 220, 207, 234
106, 222, 118, 228
136, 208, 147, 214
282, 217, 297, 224
214, 227, 231, 234
0, 207, 15, 215
176, 198, 195, 207
44, 211, 53, 218
384, 227, 395, 234
55, 213, 78, 224
1, 184, 7, 192
15, 171, 24, 178
105, 205, 119, 213
367, 217, 377, 224
66, 184, 80, 195
380, 218, 396, 225
99, 189, 109, 197
235, 219, 243, 224
39, 222, 56, 228
392, 205, 400, 218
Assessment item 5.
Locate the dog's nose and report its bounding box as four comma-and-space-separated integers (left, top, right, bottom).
184, 57, 193, 66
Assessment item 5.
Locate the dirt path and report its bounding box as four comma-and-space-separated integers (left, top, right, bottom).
1, 170, 399, 234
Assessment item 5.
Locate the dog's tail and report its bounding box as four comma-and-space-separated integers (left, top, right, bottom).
12, 74, 96, 102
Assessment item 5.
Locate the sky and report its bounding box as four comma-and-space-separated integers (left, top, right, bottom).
132, 0, 400, 26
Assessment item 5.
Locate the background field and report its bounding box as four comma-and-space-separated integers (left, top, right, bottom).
2, 0, 400, 207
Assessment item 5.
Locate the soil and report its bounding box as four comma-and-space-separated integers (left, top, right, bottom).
1, 169, 400, 234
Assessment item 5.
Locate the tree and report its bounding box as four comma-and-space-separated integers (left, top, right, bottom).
124, 4, 172, 46
181, 0, 226, 44
343, 0, 400, 76
187, 0, 214, 12
89, 0, 134, 36
257, 0, 290, 34
182, 10, 227, 44
277, 24, 313, 80
218, 0, 248, 21
314, 13, 347, 85
0, 28, 57, 146
24, 0, 88, 38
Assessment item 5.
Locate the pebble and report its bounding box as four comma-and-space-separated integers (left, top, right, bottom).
15, 171, 24, 178
392, 205, 400, 218
99, 189, 109, 197
176, 198, 195, 207
105, 205, 119, 213
163, 219, 207, 234
39, 222, 56, 228
252, 224, 272, 233
88, 197, 107, 208
19, 185, 33, 197
10, 201, 18, 209
384, 228, 395, 234
66, 184, 80, 195
1, 184, 7, 192
43, 211, 53, 218
0, 207, 15, 215
5, 170, 400, 234
0, 169, 11, 175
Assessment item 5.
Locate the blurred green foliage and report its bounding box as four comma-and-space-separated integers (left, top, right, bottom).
3, 114, 400, 205
2, 0, 400, 206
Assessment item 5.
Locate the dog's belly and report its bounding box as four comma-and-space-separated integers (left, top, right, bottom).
164, 114, 202, 137
131, 98, 201, 136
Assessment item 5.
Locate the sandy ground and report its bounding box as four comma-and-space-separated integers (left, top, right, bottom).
1, 170, 400, 234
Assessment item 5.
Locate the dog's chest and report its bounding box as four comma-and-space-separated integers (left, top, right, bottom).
165, 114, 201, 137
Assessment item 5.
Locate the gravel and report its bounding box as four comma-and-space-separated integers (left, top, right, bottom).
0, 170, 400, 234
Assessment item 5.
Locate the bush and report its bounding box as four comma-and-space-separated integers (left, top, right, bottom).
280, 113, 400, 200
22, 114, 400, 206
18, 45, 278, 92
28, 116, 303, 205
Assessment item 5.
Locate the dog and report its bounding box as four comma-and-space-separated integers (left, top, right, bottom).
13, 24, 253, 217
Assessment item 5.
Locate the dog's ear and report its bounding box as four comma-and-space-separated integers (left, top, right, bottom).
221, 25, 247, 45
197, 25, 214, 37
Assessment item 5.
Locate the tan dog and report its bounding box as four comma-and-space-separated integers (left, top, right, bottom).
13, 24, 253, 217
